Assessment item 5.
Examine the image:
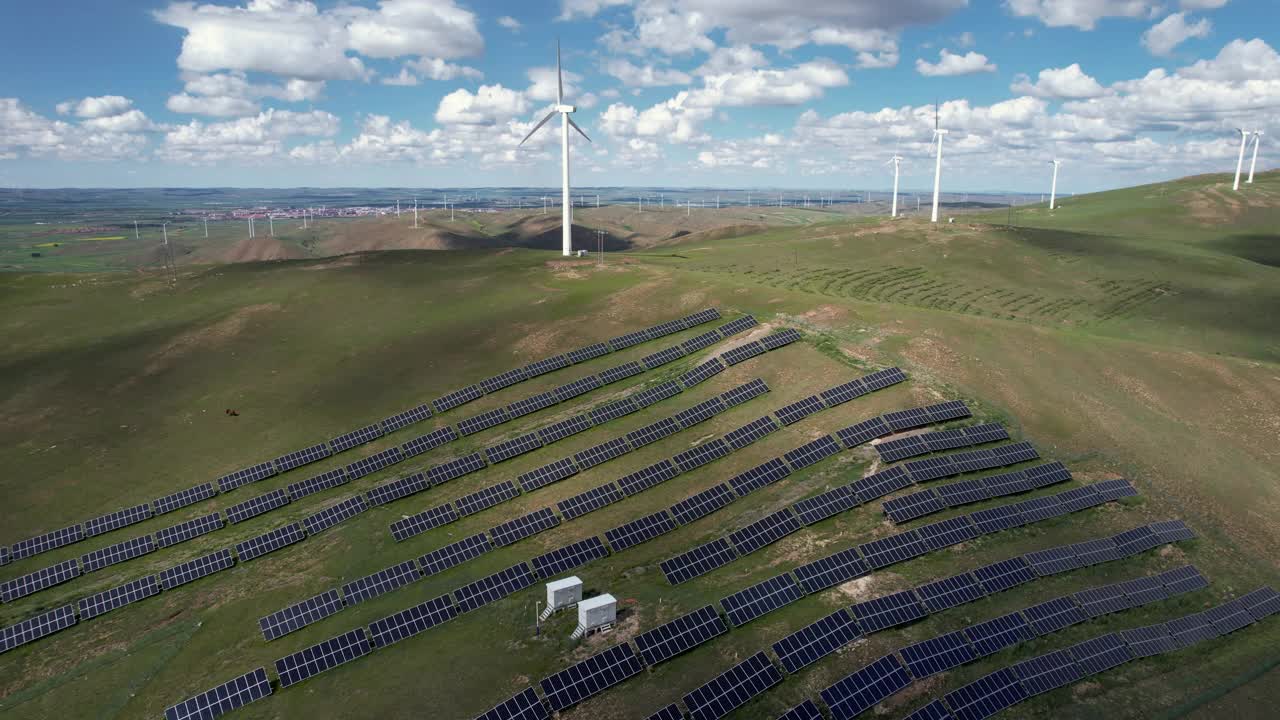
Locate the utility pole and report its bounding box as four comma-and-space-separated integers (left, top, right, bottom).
597, 229, 604, 266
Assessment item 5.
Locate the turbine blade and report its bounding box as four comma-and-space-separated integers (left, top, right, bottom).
567, 116, 592, 143
556, 39, 563, 106
519, 111, 557, 147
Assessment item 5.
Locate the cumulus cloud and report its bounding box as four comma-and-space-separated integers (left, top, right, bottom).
497, 16, 521, 31
159, 108, 339, 163
1142, 12, 1212, 56
1010, 63, 1107, 98
55, 95, 134, 118
694, 45, 768, 76
1004, 0, 1164, 30
435, 84, 529, 125
604, 59, 692, 87
2, 98, 151, 161
689, 60, 850, 107
916, 49, 997, 76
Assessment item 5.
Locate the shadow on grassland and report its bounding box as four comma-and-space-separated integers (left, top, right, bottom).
1210, 234, 1280, 268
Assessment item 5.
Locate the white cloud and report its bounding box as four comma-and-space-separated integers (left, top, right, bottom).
558, 0, 631, 20
916, 49, 997, 76
380, 68, 420, 87
159, 108, 339, 163
1004, 0, 1162, 30
689, 60, 850, 107
956, 31, 976, 48
1181, 37, 1280, 81
166, 93, 260, 116
2, 98, 151, 161
526, 66, 586, 103
1179, 0, 1228, 8
599, 93, 714, 143
80, 109, 160, 133
165, 72, 326, 117
497, 16, 521, 31
344, 0, 484, 59
55, 95, 134, 118
603, 59, 692, 87
1010, 63, 1107, 98
694, 45, 768, 75
435, 84, 529, 125
407, 57, 483, 81
1142, 12, 1212, 57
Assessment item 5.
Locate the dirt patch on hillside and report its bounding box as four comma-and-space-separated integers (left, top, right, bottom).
223, 234, 305, 263
141, 303, 282, 378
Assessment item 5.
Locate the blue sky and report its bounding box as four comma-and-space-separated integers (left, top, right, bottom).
0, 1, 1276, 191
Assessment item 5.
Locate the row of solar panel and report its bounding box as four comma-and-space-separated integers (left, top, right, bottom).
882, 461, 1075, 524
1, 310, 729, 569
874, 423, 1010, 463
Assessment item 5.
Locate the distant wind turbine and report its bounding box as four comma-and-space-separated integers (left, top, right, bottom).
1049, 159, 1062, 210
1247, 131, 1263, 184
931, 103, 948, 223
519, 40, 591, 257
1233, 128, 1251, 191
886, 152, 903, 217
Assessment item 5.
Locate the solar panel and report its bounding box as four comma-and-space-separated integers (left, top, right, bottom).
453, 562, 536, 612
793, 547, 869, 593
850, 589, 928, 632
719, 379, 769, 410
476, 688, 549, 720
1112, 525, 1163, 556
344, 446, 405, 480
518, 457, 579, 492
647, 705, 683, 720
979, 469, 1034, 497
605, 510, 678, 551
851, 466, 913, 503
685, 308, 722, 326
567, 342, 610, 365
81, 534, 156, 572
259, 589, 344, 642
617, 459, 681, 496
226, 488, 291, 524
884, 489, 945, 523
670, 483, 736, 525
427, 452, 487, 485
1023, 595, 1088, 635
820, 654, 912, 720
295, 470, 362, 517
216, 461, 278, 493
485, 432, 543, 464
1025, 545, 1082, 577
717, 315, 758, 337
153, 482, 217, 516
401, 425, 460, 458
0, 548, 8, 567
164, 667, 273, 720
1115, 575, 1170, 607
489, 507, 560, 547
159, 548, 234, 591
972, 557, 1035, 594
590, 398, 640, 425
673, 439, 731, 472
1015, 495, 1068, 525
723, 417, 778, 452
901, 629, 978, 679
1070, 537, 1124, 566
819, 378, 868, 407
433, 384, 484, 413
507, 391, 559, 419
329, 423, 384, 453
863, 366, 908, 391
627, 417, 681, 448
633, 605, 727, 665
882, 407, 933, 433
342, 559, 420, 605
598, 361, 644, 386
661, 537, 738, 585
458, 407, 511, 436
1149, 519, 1196, 544
275, 628, 371, 688
531, 536, 610, 578
934, 478, 993, 508
682, 651, 781, 720
760, 328, 801, 351
681, 329, 723, 354
78, 575, 160, 620
836, 416, 891, 448
419, 533, 492, 577
456, 481, 521, 517
858, 530, 929, 570
1069, 633, 1134, 676
522, 354, 570, 378
916, 516, 981, 550
550, 376, 604, 404
904, 701, 955, 720
273, 442, 333, 473
305, 495, 369, 535
965, 611, 1037, 657
558, 483, 625, 520
1166, 612, 1220, 648
917, 571, 986, 613
632, 380, 684, 409
390, 501, 457, 542
720, 572, 806, 626
368, 593, 458, 649
902, 455, 960, 483
642, 345, 688, 369
1012, 648, 1085, 696
679, 358, 724, 388
573, 437, 633, 469
792, 485, 859, 526
720, 340, 765, 366
968, 504, 1027, 535
1072, 584, 1131, 618
778, 700, 823, 720
236, 522, 306, 562
775, 395, 826, 426
1203, 599, 1256, 635
772, 608, 862, 674
729, 509, 801, 556
609, 328, 654, 350
1158, 564, 1210, 595
725, 459, 789, 497
155, 512, 225, 548
674, 396, 728, 428
480, 367, 529, 395
84, 503, 153, 538
540, 643, 646, 712
381, 403, 433, 433
943, 667, 1027, 720
1055, 485, 1103, 513
1238, 587, 1280, 621
784, 435, 841, 470
876, 435, 928, 463
365, 472, 430, 506
1120, 623, 1179, 658
1024, 461, 1072, 487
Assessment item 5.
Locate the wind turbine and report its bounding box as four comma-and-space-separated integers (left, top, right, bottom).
886, 152, 903, 218
1049, 159, 1062, 210
1247, 131, 1263, 184
519, 40, 591, 257
930, 103, 948, 223
1233, 128, 1250, 191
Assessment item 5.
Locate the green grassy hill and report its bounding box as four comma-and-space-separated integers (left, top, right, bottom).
1, 172, 1277, 720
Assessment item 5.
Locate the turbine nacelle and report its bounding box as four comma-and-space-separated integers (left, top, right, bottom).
555, 104, 576, 114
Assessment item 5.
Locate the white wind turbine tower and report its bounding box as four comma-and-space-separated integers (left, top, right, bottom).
930, 104, 948, 223
519, 40, 591, 257
1247, 131, 1263, 184
1049, 159, 1062, 210
886, 152, 903, 218
1233, 128, 1251, 191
